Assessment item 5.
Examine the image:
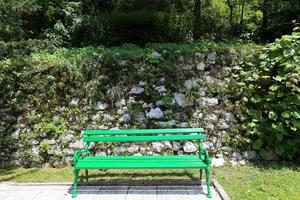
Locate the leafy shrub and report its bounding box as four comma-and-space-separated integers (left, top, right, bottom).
0, 39, 55, 59
16, 149, 35, 168
232, 28, 300, 160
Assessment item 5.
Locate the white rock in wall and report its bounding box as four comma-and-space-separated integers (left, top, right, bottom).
48, 139, 56, 145
70, 98, 79, 107
96, 101, 108, 110
239, 160, 246, 166
115, 98, 126, 108
119, 114, 131, 123
242, 151, 257, 160
113, 146, 126, 154
119, 60, 128, 66
183, 142, 197, 153
83, 105, 91, 111
53, 115, 60, 122
156, 100, 164, 106
225, 112, 237, 122
164, 141, 172, 149
206, 114, 218, 122
158, 120, 176, 128
152, 142, 165, 153
12, 129, 20, 139
203, 141, 213, 149
145, 108, 164, 119
211, 157, 226, 167
218, 119, 230, 130
103, 114, 115, 122
89, 142, 96, 149
127, 145, 140, 154
197, 62, 206, 71
128, 96, 136, 103
232, 151, 243, 161
230, 159, 238, 166
117, 109, 124, 115
177, 122, 189, 128
207, 51, 217, 64
32, 146, 40, 156
174, 93, 186, 107
129, 87, 144, 94
63, 149, 74, 155
205, 123, 215, 130
91, 114, 101, 121
63, 156, 73, 164
172, 141, 181, 151
160, 77, 166, 82
155, 86, 167, 93
95, 151, 107, 156
70, 140, 84, 149
151, 51, 162, 58
184, 79, 198, 90
205, 75, 215, 82
61, 134, 74, 143
138, 81, 146, 86
200, 97, 219, 106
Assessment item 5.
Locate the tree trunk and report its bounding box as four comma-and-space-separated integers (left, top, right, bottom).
193, 0, 202, 38
262, 0, 269, 40
194, 0, 202, 24
240, 0, 245, 32
227, 0, 234, 27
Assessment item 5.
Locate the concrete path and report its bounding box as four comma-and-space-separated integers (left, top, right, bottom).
0, 182, 222, 200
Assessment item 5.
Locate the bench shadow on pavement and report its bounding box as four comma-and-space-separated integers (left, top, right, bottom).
67, 171, 206, 196
67, 180, 206, 195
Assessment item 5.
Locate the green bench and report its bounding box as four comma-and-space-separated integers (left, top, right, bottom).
72, 128, 212, 198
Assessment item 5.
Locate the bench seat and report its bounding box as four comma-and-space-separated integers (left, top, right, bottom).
75, 155, 208, 169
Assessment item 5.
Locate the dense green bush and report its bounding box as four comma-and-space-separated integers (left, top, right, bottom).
232, 28, 300, 160
0, 39, 55, 60
45, 10, 193, 47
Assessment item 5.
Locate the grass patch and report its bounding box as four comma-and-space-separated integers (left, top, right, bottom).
0, 161, 299, 200
213, 162, 300, 200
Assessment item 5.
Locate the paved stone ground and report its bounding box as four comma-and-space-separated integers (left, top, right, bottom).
0, 182, 221, 200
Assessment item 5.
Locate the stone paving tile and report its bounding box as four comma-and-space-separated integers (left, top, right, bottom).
0, 191, 10, 200
4, 190, 41, 200
38, 189, 71, 200
97, 186, 128, 200
0, 183, 222, 200
157, 186, 189, 200
126, 186, 157, 200
186, 185, 222, 200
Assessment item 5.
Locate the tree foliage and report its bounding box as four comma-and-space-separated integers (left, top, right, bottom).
0, 0, 299, 46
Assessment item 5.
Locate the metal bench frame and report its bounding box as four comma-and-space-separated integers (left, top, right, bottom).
72, 128, 212, 198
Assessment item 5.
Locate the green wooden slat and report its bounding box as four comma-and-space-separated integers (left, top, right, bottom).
80, 160, 202, 163
81, 156, 202, 162
83, 134, 205, 142
82, 155, 201, 160
75, 161, 207, 169
84, 128, 204, 135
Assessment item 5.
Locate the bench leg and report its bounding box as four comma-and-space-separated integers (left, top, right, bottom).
200, 169, 203, 185
205, 167, 212, 198
85, 169, 89, 182
72, 169, 79, 198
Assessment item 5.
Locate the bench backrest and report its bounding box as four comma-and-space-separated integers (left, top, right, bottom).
83, 128, 205, 142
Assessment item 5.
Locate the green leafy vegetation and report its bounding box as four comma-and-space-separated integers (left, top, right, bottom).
231, 28, 300, 160
0, 0, 299, 46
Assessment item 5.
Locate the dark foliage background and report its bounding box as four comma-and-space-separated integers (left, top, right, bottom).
0, 0, 299, 46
